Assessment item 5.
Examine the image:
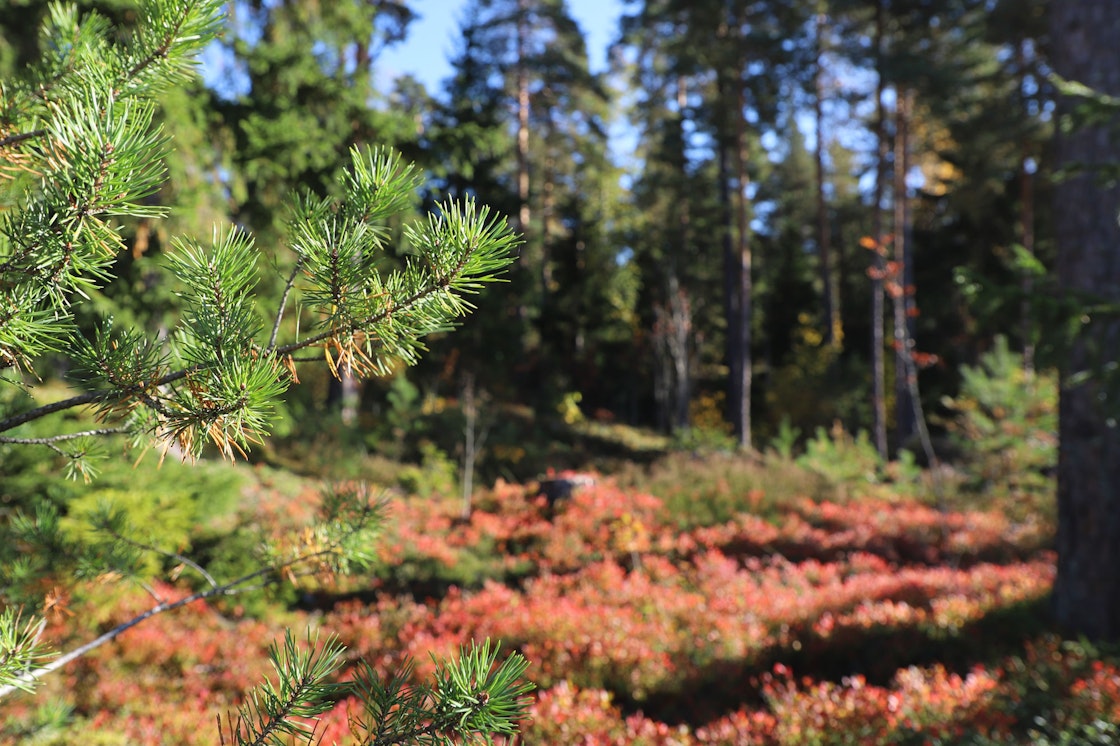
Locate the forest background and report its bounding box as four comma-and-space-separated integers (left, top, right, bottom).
0, 0, 1055, 463
6, 0, 1120, 743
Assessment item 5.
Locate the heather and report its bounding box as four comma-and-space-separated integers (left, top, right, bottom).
5, 445, 1112, 745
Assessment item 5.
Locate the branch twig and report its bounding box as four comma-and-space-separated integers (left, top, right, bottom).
267, 258, 303, 353
0, 428, 129, 445
0, 548, 338, 699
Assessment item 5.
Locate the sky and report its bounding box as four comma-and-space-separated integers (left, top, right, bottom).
379, 0, 625, 93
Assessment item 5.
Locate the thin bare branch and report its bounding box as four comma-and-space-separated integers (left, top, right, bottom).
0, 547, 339, 699
0, 428, 128, 445
267, 258, 303, 353
102, 526, 219, 590
0, 129, 45, 149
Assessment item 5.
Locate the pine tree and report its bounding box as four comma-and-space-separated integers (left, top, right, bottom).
0, 0, 532, 738
618, 7, 711, 434
1051, 0, 1120, 642
428, 0, 623, 411
621, 0, 811, 447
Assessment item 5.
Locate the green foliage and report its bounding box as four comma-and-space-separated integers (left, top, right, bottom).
0, 479, 391, 698
366, 373, 424, 457
763, 320, 883, 444
59, 488, 196, 577
0, 4, 530, 736
0, 0, 225, 371
397, 441, 460, 498
768, 416, 802, 460
1, 428, 247, 609
671, 391, 737, 453
222, 630, 349, 746
671, 424, 738, 454
797, 424, 886, 486
0, 608, 51, 695
616, 451, 835, 528
942, 336, 1057, 506
794, 424, 924, 499
348, 639, 534, 745
2, 0, 518, 464
0, 698, 76, 745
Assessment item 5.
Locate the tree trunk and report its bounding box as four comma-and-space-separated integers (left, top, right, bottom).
1052, 0, 1120, 641
1017, 37, 1036, 375
733, 84, 752, 451
815, 7, 838, 347
892, 87, 916, 446
870, 0, 888, 460
540, 146, 555, 321
326, 365, 359, 425
515, 0, 531, 240
673, 74, 692, 433
718, 77, 741, 446
654, 275, 692, 434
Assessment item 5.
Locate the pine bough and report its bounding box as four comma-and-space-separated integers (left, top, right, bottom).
0, 0, 530, 741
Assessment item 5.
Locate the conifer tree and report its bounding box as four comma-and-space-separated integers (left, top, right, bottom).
0, 0, 532, 739
1052, 0, 1120, 642
429, 0, 626, 410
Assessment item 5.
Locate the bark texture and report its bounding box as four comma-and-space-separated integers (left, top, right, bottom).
1052, 0, 1120, 641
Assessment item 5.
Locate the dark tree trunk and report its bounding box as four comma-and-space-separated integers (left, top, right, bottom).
892, 88, 916, 446
326, 367, 359, 425
1052, 0, 1120, 641
733, 84, 753, 451
719, 130, 741, 444
1018, 37, 1037, 374
815, 8, 838, 347
672, 75, 693, 433
515, 0, 531, 241
870, 0, 888, 460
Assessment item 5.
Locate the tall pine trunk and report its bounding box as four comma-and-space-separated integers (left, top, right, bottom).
670, 75, 692, 433
716, 80, 753, 451
1017, 37, 1036, 374
733, 85, 753, 451
515, 0, 531, 241
719, 118, 740, 445
815, 7, 838, 347
870, 0, 888, 459
1052, 0, 1120, 641
892, 88, 916, 445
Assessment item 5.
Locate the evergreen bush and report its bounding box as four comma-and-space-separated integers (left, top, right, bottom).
942, 336, 1057, 511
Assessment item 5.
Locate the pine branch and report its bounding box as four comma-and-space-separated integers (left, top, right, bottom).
0, 609, 51, 695
0, 197, 516, 445
0, 130, 45, 149
0, 428, 129, 445
123, 0, 209, 84
346, 640, 533, 746
224, 631, 347, 746
1, 2, 532, 743
0, 546, 334, 700
97, 523, 219, 590
0, 487, 384, 699
267, 258, 304, 353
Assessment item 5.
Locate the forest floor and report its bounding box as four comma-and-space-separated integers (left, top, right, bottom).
2, 422, 1117, 745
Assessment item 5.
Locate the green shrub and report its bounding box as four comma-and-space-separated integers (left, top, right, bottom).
942, 336, 1057, 512
396, 441, 459, 497
616, 451, 836, 527
762, 318, 885, 444
796, 424, 885, 486
767, 416, 802, 460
